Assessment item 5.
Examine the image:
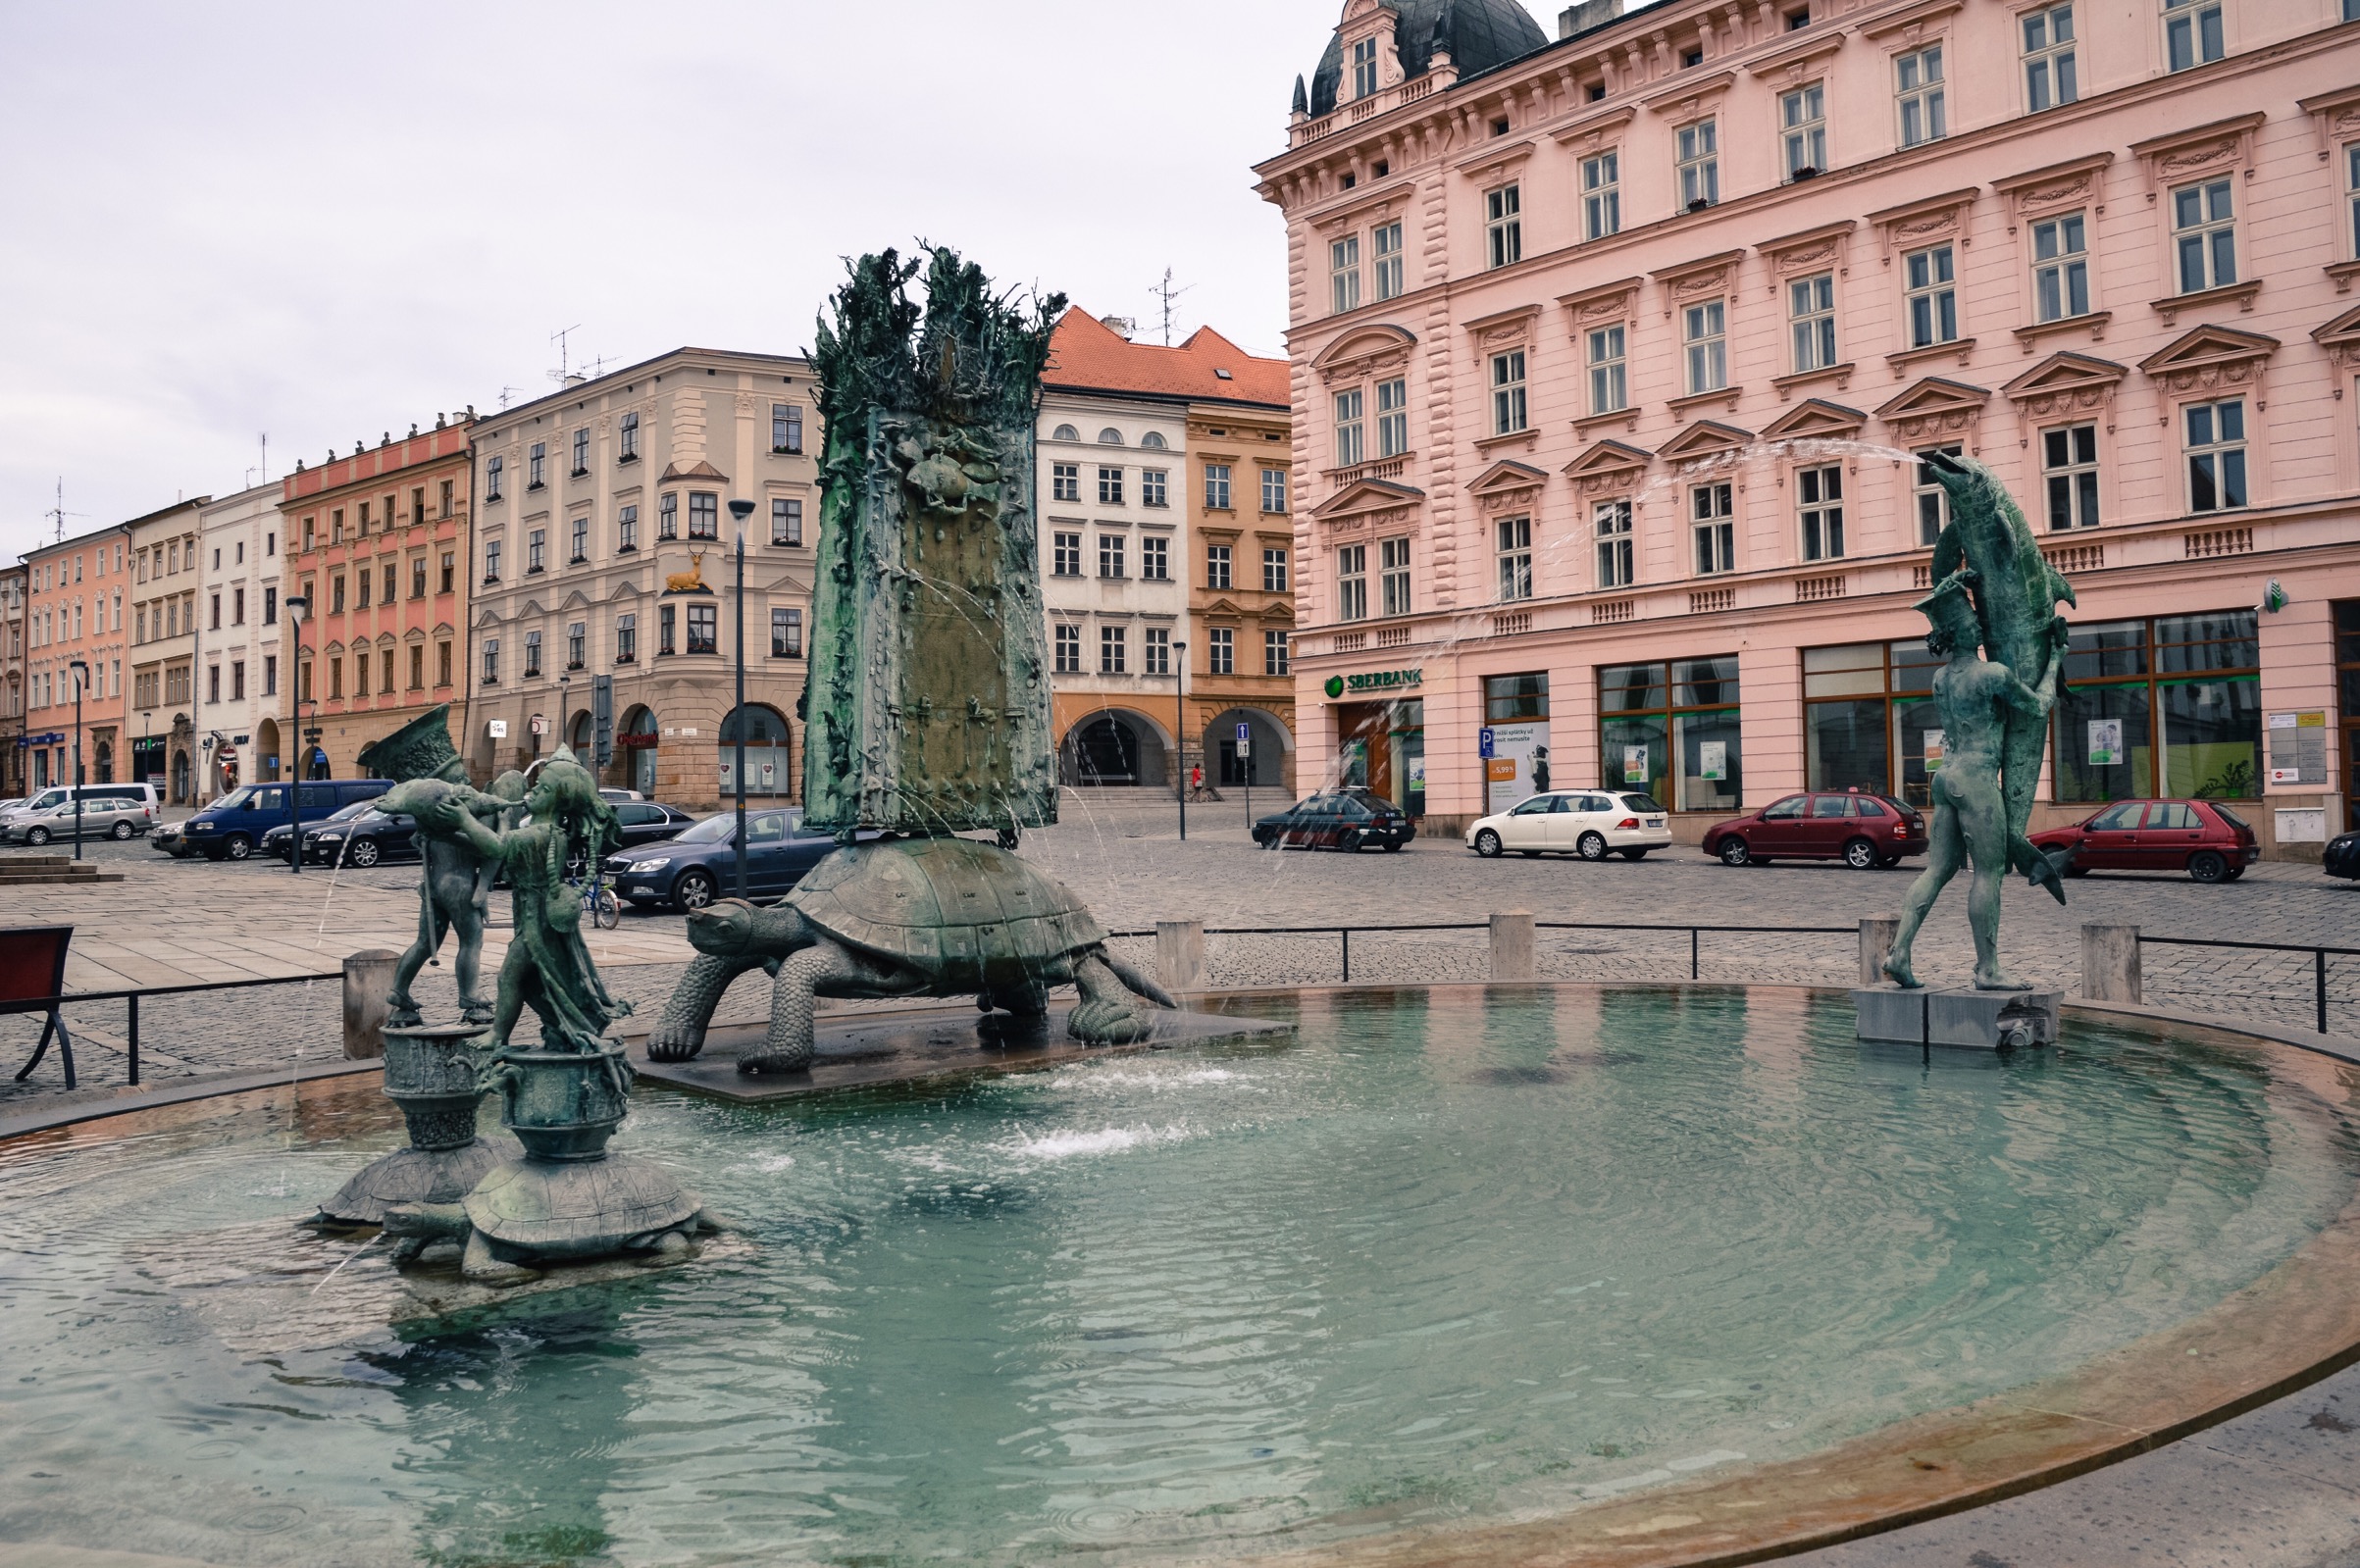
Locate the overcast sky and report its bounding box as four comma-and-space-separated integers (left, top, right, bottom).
0, 0, 1424, 561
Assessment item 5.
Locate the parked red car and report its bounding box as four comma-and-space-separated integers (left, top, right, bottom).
1701, 791, 1927, 869
2028, 798, 2259, 883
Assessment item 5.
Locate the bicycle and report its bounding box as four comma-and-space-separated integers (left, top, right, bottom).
573, 866, 622, 931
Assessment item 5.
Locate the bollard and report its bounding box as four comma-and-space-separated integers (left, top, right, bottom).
342, 947, 399, 1060
1859, 916, 1900, 986
1490, 911, 1536, 983
2080, 923, 2141, 1004
1155, 920, 1206, 995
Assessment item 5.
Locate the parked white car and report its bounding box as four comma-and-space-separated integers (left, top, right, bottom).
2, 784, 161, 844
1466, 789, 1671, 861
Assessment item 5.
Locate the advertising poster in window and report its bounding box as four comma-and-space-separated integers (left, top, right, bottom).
1622, 743, 1649, 784
1923, 729, 1944, 772
1697, 740, 1726, 782
1485, 722, 1550, 812
2087, 718, 2122, 768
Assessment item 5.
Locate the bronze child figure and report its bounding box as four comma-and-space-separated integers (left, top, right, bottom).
1883, 574, 2071, 992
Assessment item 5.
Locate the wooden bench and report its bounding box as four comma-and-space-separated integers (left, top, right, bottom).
1, 925, 77, 1089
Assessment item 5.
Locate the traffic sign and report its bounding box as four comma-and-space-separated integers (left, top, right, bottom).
1478, 727, 1496, 759
1236, 721, 1250, 741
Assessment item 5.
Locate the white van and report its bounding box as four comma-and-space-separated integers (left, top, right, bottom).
2, 784, 160, 844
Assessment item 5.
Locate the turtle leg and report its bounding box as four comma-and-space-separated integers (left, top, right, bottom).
647, 953, 766, 1062
742, 938, 892, 1075
977, 977, 1052, 1042
1069, 949, 1159, 1045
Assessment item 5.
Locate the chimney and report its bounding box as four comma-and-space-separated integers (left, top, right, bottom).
564, 373, 587, 387
1101, 315, 1137, 340
1560, 0, 1620, 38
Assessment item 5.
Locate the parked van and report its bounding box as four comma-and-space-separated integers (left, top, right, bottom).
181, 780, 392, 861
1, 784, 160, 844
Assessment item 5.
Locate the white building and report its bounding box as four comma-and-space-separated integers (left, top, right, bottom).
195, 481, 286, 795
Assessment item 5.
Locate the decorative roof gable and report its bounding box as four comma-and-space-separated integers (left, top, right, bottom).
1760, 398, 1866, 441
1466, 458, 1548, 502
1312, 324, 1417, 384
1563, 438, 1651, 498
2138, 323, 2278, 403
1873, 377, 1989, 443
2002, 351, 2128, 419
2310, 303, 2360, 369
1308, 476, 1425, 527
1657, 420, 1754, 463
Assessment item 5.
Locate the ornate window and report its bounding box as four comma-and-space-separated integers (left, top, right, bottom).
1595, 499, 1634, 587
1496, 515, 1533, 601
1379, 536, 1411, 616
772, 403, 803, 454
688, 492, 718, 540
1334, 388, 1364, 466
1204, 463, 1232, 510
1264, 630, 1291, 677
2172, 178, 2236, 293
1894, 45, 1944, 148
1373, 223, 1405, 300
1352, 34, 1379, 99
1904, 244, 1958, 347
1330, 233, 1361, 315
1581, 151, 1620, 240
1683, 301, 1726, 394
1207, 627, 1234, 676
571, 428, 589, 476
1490, 350, 1527, 434
1587, 325, 1627, 414
772, 496, 801, 546
1677, 119, 1719, 209
567, 622, 586, 669
2032, 213, 2090, 321
2023, 4, 2077, 110
2165, 0, 2223, 73
1789, 274, 1836, 373
1692, 482, 1734, 575
2042, 425, 2101, 530
2183, 399, 2245, 512
523, 630, 542, 678
1376, 378, 1409, 456
1485, 184, 1522, 269
1798, 465, 1845, 560
1781, 83, 1826, 179
1260, 468, 1288, 513
1206, 543, 1232, 589
1337, 543, 1367, 621
619, 411, 639, 460
771, 607, 803, 658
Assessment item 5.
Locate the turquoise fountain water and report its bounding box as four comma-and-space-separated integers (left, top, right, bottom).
0, 986, 2351, 1567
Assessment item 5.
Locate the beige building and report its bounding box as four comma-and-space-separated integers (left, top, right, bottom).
0, 565, 25, 795
128, 498, 207, 802
195, 481, 287, 794
466, 348, 819, 807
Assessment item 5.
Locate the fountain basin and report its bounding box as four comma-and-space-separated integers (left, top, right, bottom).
0, 984, 2354, 1568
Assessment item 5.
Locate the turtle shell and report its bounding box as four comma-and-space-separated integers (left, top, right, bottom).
465, 1153, 700, 1257
788, 837, 1105, 987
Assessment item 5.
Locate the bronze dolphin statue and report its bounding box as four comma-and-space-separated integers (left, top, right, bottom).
1925, 451, 2077, 901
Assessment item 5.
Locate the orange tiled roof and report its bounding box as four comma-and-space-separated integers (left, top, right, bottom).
1043, 309, 1289, 408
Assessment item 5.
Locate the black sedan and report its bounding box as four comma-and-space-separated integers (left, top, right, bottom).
264, 800, 374, 862
1252, 788, 1416, 851
2327, 830, 2360, 882
305, 808, 420, 868
613, 801, 698, 849
604, 808, 841, 911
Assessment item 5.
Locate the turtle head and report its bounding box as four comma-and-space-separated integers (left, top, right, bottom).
685, 898, 764, 957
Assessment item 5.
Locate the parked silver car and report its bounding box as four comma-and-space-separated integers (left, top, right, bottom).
2, 784, 160, 844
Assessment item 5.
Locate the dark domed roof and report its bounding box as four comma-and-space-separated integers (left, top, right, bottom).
1308, 0, 1550, 118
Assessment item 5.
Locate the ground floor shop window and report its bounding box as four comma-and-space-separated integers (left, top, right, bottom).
2054, 612, 2261, 801
1803, 640, 1942, 804
1599, 657, 1738, 811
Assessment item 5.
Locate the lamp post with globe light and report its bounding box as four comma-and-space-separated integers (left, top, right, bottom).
1172, 640, 1187, 843
283, 594, 309, 874
67, 659, 88, 862
728, 498, 756, 897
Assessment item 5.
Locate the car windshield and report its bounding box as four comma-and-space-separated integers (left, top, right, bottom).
1618, 793, 1665, 813
1337, 789, 1394, 814
213, 786, 255, 810
674, 814, 738, 844
314, 802, 373, 826
26, 790, 66, 811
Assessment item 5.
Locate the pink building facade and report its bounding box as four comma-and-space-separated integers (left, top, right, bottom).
1259, 0, 2360, 855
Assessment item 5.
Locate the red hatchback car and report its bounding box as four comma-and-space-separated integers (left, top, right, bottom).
1701, 791, 1927, 869
2028, 798, 2259, 883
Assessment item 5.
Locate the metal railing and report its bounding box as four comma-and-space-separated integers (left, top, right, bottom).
10, 971, 337, 1089
1108, 921, 1856, 984
2137, 936, 2360, 1037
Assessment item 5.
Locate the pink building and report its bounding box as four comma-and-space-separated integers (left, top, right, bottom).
1258, 0, 2360, 856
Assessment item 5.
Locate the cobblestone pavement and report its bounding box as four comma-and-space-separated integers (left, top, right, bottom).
2, 792, 2353, 1106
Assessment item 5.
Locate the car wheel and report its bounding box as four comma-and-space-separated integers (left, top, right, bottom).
1473, 829, 1503, 859
111, 821, 134, 840
1619, 847, 1649, 861
224, 834, 252, 862
1873, 855, 1900, 869
1340, 829, 1364, 852
2187, 850, 2228, 884
1381, 840, 1404, 852
2225, 866, 2246, 881
675, 869, 718, 910
1718, 838, 1751, 868
1843, 836, 1878, 870
2065, 863, 2090, 878
26, 827, 49, 846
349, 838, 381, 868
1577, 832, 1609, 862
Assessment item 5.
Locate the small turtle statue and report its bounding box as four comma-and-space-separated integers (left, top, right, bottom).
645, 836, 1178, 1074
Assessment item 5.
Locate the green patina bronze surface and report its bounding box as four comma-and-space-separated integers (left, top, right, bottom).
802, 247, 1066, 835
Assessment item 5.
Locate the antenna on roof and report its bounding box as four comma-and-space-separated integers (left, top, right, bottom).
43, 479, 86, 543
497, 385, 525, 410
548, 324, 585, 385
584, 353, 616, 379
244, 431, 270, 490
1151, 268, 1197, 347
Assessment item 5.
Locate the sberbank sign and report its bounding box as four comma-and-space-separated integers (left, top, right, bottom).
1322, 668, 1424, 699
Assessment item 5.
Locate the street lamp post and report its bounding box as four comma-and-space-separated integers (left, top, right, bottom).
67, 659, 88, 862
1172, 640, 1187, 843
727, 499, 755, 899
284, 594, 309, 875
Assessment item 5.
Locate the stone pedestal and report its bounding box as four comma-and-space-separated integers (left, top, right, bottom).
1927, 988, 2062, 1050
2081, 923, 2142, 1003
1858, 918, 1899, 986
342, 948, 398, 1060
1156, 920, 1206, 994
1852, 986, 1926, 1044
315, 1023, 516, 1226
1490, 911, 1536, 982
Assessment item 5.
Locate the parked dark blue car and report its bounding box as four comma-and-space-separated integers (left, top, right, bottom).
604, 809, 840, 911
185, 780, 391, 862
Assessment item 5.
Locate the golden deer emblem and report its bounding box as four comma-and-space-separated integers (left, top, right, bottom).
664, 551, 707, 593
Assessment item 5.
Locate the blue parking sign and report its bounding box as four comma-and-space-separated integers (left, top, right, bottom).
1478, 728, 1496, 759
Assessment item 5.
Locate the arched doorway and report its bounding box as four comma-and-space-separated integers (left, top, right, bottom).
308, 743, 332, 780
94, 740, 114, 786
569, 710, 592, 757
618, 705, 658, 796
256, 718, 281, 781
172, 749, 191, 803
1059, 709, 1169, 787
1203, 708, 1295, 791
719, 704, 793, 798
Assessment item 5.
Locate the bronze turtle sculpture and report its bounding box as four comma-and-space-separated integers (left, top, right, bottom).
645, 836, 1177, 1074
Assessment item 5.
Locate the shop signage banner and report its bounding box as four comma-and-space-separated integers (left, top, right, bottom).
1622, 744, 1648, 784
2267, 710, 2328, 784
1485, 722, 1551, 811
1697, 741, 1726, 782
1326, 668, 1423, 699
2086, 719, 2122, 767
1924, 729, 1945, 772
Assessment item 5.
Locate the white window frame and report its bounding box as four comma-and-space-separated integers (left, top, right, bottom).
1587, 324, 1627, 414
1486, 184, 1522, 269
1373, 222, 1405, 300
1913, 444, 1961, 545
1053, 624, 1081, 674
1683, 301, 1727, 394
1904, 244, 1958, 347
2022, 2, 2078, 111
1204, 463, 1232, 509
1789, 273, 1836, 374
1798, 464, 1845, 560
1691, 482, 1735, 575
1378, 535, 1412, 617
1330, 233, 1361, 315
2164, 0, 2223, 73
1206, 543, 1232, 590
1260, 468, 1288, 514
2183, 398, 2246, 513
1099, 624, 1126, 675
1496, 514, 1533, 601
2031, 212, 2090, 322
1262, 547, 1289, 592
1581, 150, 1620, 240
1352, 34, 1379, 99
1337, 543, 1368, 621
2172, 177, 2237, 294
1595, 498, 1634, 588
2347, 144, 2360, 261
1376, 377, 1409, 457
1335, 387, 1365, 467
1206, 627, 1234, 676
1894, 44, 1945, 148
1781, 81, 1826, 179
1098, 532, 1126, 580
1676, 119, 1719, 209
1144, 626, 1171, 677
2040, 424, 2101, 531
1052, 532, 1082, 577
1490, 350, 1528, 434
1264, 630, 1291, 677
1142, 534, 1169, 581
